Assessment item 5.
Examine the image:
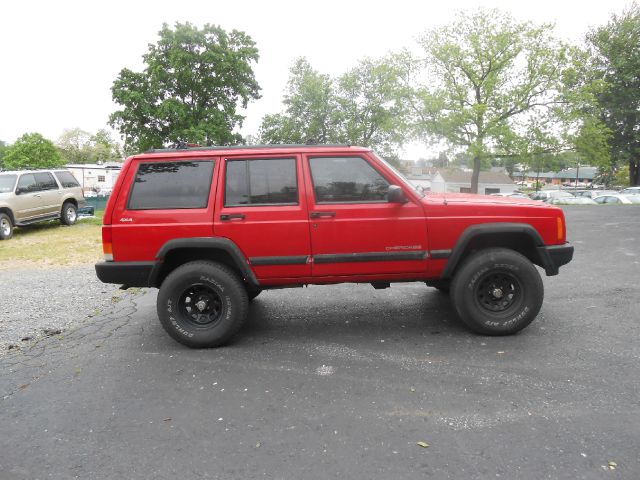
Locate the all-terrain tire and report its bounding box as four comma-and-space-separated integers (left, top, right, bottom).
60, 202, 78, 226
0, 213, 13, 240
157, 261, 249, 348
450, 248, 543, 335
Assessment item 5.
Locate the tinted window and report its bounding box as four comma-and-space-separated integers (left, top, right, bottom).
225, 158, 297, 206
309, 157, 389, 203
17, 174, 40, 193
128, 161, 214, 210
55, 171, 80, 188
0, 175, 17, 193
35, 172, 58, 190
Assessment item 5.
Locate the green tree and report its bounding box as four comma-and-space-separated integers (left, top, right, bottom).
3, 133, 64, 170
259, 56, 408, 157
0, 140, 8, 170
110, 22, 261, 153
409, 9, 571, 193
587, 3, 640, 186
334, 56, 409, 156
259, 58, 337, 144
57, 128, 122, 164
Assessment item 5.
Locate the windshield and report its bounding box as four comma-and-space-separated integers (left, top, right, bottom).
0, 174, 17, 193
372, 153, 425, 198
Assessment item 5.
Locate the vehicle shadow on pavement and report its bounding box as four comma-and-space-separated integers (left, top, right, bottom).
234, 285, 469, 346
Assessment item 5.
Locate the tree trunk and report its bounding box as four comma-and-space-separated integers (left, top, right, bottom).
630, 158, 640, 186
471, 155, 481, 194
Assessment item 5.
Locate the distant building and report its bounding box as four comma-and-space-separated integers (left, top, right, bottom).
431, 170, 516, 194
512, 166, 598, 186
66, 162, 122, 193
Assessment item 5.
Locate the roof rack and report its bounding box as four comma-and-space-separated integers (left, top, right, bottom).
144, 143, 354, 154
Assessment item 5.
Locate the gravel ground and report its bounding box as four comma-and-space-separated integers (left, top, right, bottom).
0, 266, 128, 353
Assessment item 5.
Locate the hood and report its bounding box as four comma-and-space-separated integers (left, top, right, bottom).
423, 192, 546, 207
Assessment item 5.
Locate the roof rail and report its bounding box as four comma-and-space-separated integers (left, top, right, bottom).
143, 143, 353, 154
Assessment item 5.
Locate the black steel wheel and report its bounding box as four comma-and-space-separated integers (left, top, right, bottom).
450, 248, 543, 335
157, 261, 249, 348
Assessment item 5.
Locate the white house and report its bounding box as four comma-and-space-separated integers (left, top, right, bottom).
66, 162, 122, 193
430, 170, 516, 195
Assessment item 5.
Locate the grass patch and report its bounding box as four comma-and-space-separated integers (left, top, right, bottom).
0, 211, 104, 269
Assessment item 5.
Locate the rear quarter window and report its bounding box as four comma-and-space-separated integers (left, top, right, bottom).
54, 171, 80, 188
128, 160, 215, 210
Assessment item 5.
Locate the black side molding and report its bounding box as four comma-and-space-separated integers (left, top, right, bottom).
441, 223, 572, 278
250, 256, 309, 266
314, 251, 427, 264
150, 237, 259, 288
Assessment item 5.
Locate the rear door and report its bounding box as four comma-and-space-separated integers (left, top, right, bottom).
214, 154, 311, 279
303, 154, 429, 277
110, 158, 217, 262
34, 172, 61, 215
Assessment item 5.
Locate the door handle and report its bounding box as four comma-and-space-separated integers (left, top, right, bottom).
310, 211, 336, 218
220, 213, 246, 221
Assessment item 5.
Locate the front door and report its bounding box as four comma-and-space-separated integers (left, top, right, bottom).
303, 154, 429, 277
214, 155, 311, 279
14, 173, 44, 221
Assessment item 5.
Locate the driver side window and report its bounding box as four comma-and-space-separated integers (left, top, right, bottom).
309, 156, 389, 203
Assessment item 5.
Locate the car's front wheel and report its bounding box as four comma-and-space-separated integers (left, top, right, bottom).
0, 213, 13, 240
157, 261, 249, 348
450, 248, 543, 335
60, 202, 78, 226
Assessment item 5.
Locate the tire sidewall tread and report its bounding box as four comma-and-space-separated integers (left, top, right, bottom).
451, 248, 543, 336
157, 261, 249, 348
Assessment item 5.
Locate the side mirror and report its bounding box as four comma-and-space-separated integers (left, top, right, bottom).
15, 187, 25, 195
387, 185, 408, 204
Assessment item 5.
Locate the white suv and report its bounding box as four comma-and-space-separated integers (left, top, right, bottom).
0, 169, 85, 240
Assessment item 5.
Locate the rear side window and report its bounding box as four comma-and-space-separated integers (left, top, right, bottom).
55, 171, 80, 188
309, 156, 389, 203
128, 160, 215, 210
225, 158, 298, 206
34, 172, 58, 190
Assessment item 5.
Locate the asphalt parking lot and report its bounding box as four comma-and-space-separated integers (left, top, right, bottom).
1, 206, 639, 479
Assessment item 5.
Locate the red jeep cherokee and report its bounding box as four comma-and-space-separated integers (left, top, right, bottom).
96, 145, 573, 347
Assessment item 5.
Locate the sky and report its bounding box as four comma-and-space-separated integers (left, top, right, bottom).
0, 0, 633, 159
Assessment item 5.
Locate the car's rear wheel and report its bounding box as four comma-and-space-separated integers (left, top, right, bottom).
450, 248, 543, 335
0, 213, 13, 240
60, 202, 77, 226
157, 261, 249, 348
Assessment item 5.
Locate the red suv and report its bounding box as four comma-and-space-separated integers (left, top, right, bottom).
96, 145, 573, 347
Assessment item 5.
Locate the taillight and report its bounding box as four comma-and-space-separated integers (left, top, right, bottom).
102, 226, 113, 261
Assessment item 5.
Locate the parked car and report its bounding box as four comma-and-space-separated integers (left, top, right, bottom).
574, 190, 618, 199
0, 169, 86, 240
95, 144, 573, 347
620, 186, 640, 195
529, 190, 575, 203
489, 192, 529, 199
593, 194, 640, 205
550, 197, 597, 205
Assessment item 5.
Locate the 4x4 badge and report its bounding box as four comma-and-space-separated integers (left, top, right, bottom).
120, 217, 133, 223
